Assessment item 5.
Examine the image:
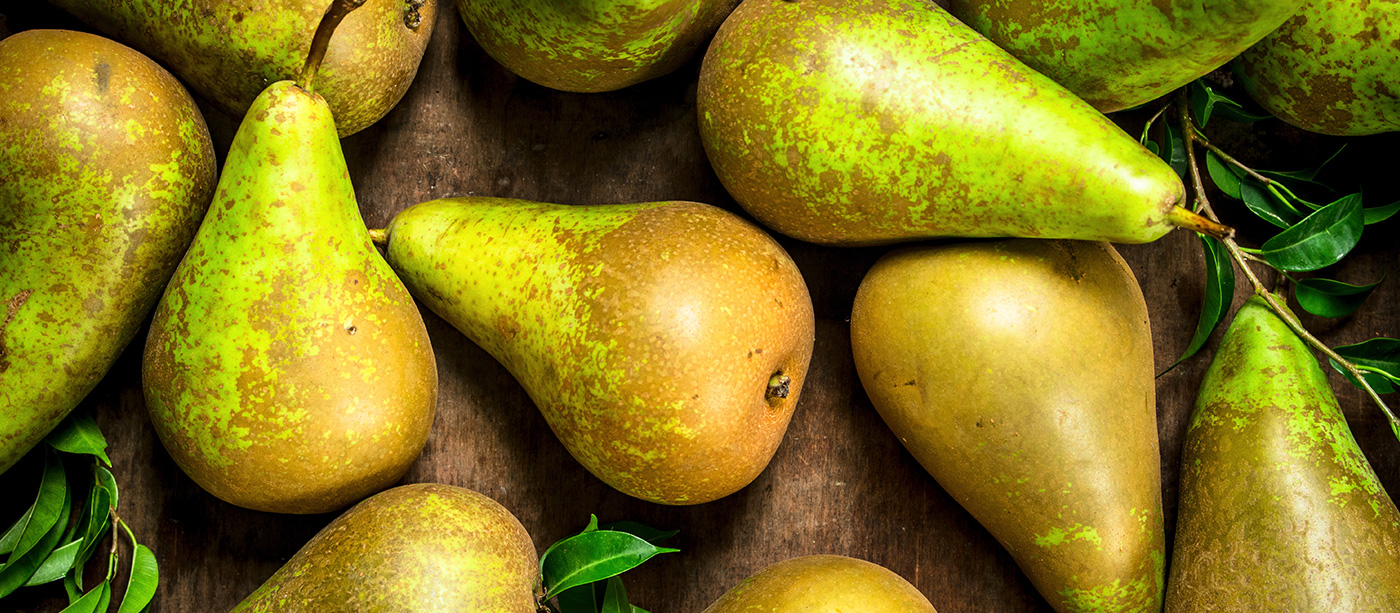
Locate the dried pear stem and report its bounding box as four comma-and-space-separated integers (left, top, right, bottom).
1168, 206, 1233, 240
367, 228, 389, 246
1173, 90, 1399, 440
299, 0, 367, 92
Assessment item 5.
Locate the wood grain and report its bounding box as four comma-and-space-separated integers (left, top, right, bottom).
3, 3, 1398, 612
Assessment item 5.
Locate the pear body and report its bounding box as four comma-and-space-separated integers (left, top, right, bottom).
143, 81, 437, 514
231, 483, 540, 612
701, 555, 938, 612
1234, 0, 1399, 135
1166, 297, 1400, 611
47, 0, 437, 136
850, 240, 1164, 613
382, 198, 814, 505
947, 0, 1306, 113
696, 0, 1184, 247
0, 30, 215, 474
459, 0, 738, 92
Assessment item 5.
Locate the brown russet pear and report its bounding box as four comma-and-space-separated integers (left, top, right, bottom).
143, 1, 437, 514
1166, 296, 1400, 611
851, 240, 1164, 613
0, 29, 216, 474
701, 555, 937, 612
231, 483, 540, 612
375, 197, 814, 505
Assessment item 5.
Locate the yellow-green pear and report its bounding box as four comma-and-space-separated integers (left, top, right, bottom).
851, 240, 1164, 613
375, 197, 814, 505
702, 555, 937, 612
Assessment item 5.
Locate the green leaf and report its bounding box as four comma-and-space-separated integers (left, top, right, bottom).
555, 582, 600, 613
1212, 102, 1271, 123
1145, 141, 1159, 156
600, 577, 629, 613
1163, 120, 1187, 178
1241, 179, 1301, 228
0, 481, 71, 597
75, 481, 113, 574
25, 540, 81, 587
1189, 80, 1215, 127
541, 531, 679, 598
1260, 193, 1363, 272
1205, 150, 1242, 199
1331, 338, 1400, 394
582, 515, 599, 534
44, 413, 110, 466
1295, 277, 1382, 318
116, 544, 158, 613
632, 607, 650, 613
60, 580, 109, 613
1170, 235, 1235, 369
1364, 200, 1400, 225
1258, 145, 1347, 187
599, 522, 678, 545
2, 449, 67, 564
96, 466, 118, 511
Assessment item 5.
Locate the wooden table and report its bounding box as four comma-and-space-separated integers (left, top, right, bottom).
5, 3, 1399, 612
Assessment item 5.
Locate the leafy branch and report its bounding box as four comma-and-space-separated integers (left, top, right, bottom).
1164, 86, 1400, 441
538, 516, 677, 613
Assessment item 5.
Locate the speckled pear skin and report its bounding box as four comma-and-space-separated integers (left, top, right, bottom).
1234, 0, 1399, 135
701, 555, 938, 612
0, 30, 215, 475
459, 0, 739, 92
230, 483, 542, 613
143, 81, 437, 514
1165, 297, 1400, 611
850, 240, 1164, 613
947, 0, 1306, 113
696, 0, 1185, 247
47, 0, 437, 137
382, 198, 814, 505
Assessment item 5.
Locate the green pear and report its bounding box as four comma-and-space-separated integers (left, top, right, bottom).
946, 0, 1306, 113
459, 0, 739, 91
850, 240, 1164, 613
375, 197, 814, 505
1234, 0, 1399, 135
697, 0, 1212, 247
702, 555, 938, 612
47, 0, 437, 136
0, 29, 216, 474
231, 483, 540, 612
1166, 296, 1400, 610
143, 1, 437, 514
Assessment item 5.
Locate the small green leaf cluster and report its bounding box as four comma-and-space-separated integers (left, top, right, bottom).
0, 412, 157, 613
539, 516, 678, 613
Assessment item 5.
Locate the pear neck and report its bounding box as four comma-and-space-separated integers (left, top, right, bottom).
298, 0, 366, 92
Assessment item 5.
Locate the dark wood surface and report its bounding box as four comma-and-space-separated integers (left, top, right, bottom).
5, 3, 1399, 612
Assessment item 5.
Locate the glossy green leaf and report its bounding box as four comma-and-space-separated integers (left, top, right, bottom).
44, 413, 110, 466
1205, 150, 1241, 199
1189, 80, 1217, 127
116, 544, 157, 613
96, 466, 118, 510
1331, 338, 1400, 394
1261, 194, 1363, 272
1241, 179, 1301, 229
25, 540, 81, 587
0, 506, 34, 557
1145, 141, 1159, 156
1258, 145, 1346, 188
1364, 200, 1400, 225
59, 581, 109, 613
1211, 102, 1271, 123
1163, 120, 1187, 178
75, 482, 112, 574
2, 449, 66, 564
556, 582, 600, 613
599, 522, 678, 545
1295, 277, 1382, 318
0, 483, 71, 596
601, 577, 629, 613
1170, 235, 1235, 369
582, 516, 598, 533
541, 531, 679, 598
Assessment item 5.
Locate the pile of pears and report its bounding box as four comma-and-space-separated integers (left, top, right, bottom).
2, 0, 1397, 610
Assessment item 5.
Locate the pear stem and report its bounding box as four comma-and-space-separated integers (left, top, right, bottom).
1167, 206, 1233, 240
367, 228, 389, 246
1172, 89, 1400, 441
299, 0, 367, 93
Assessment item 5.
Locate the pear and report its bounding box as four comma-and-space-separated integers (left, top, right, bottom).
1166, 296, 1400, 610
850, 240, 1165, 613
701, 555, 938, 612
375, 197, 814, 505
47, 0, 437, 136
0, 29, 216, 474
231, 483, 540, 612
1234, 0, 1399, 135
946, 0, 1306, 113
143, 1, 437, 514
696, 0, 1218, 247
459, 0, 739, 92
